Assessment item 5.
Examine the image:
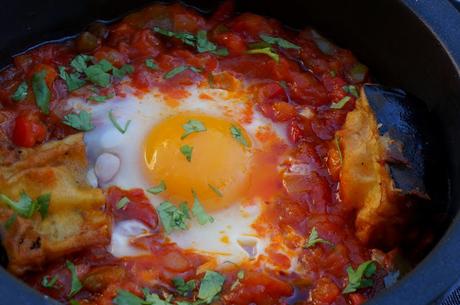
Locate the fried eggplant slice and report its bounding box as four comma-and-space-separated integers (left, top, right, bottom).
0, 134, 110, 275
337, 84, 432, 248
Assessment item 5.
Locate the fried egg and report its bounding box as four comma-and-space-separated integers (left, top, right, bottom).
70, 80, 294, 269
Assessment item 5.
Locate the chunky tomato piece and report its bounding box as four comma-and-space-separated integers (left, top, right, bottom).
310, 277, 341, 304
12, 113, 47, 147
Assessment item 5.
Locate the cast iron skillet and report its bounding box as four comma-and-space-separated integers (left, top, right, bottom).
0, 0, 459, 304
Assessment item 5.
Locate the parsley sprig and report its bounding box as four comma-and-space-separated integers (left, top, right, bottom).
343, 261, 377, 294
303, 227, 334, 248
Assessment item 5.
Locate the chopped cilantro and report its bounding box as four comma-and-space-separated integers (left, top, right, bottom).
181, 119, 206, 139
330, 96, 351, 109
113, 289, 146, 305
197, 271, 226, 304
108, 109, 131, 134
145, 59, 159, 70
196, 30, 218, 53
11, 81, 28, 102
180, 145, 193, 162
113, 64, 134, 79
116, 197, 130, 210
32, 70, 51, 114
66, 260, 82, 297
173, 277, 196, 296
230, 125, 249, 147
231, 270, 245, 290
343, 85, 359, 98
163, 65, 202, 79
84, 60, 113, 87
208, 184, 223, 197
88, 93, 114, 103
0, 192, 51, 219
147, 180, 167, 194
41, 275, 58, 289
69, 300, 81, 305
58, 66, 86, 92
157, 201, 190, 234
63, 110, 94, 132
153, 27, 196, 47
303, 227, 334, 248
260, 34, 301, 50
246, 47, 280, 63
343, 261, 377, 294
191, 190, 214, 225
144, 291, 173, 305
70, 54, 93, 73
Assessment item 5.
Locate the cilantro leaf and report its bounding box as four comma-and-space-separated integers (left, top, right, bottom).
108, 109, 131, 134
260, 34, 301, 50
144, 291, 173, 305
330, 96, 351, 109
70, 54, 93, 73
88, 93, 114, 103
208, 184, 223, 197
181, 119, 206, 139
191, 191, 214, 225
163, 65, 202, 80
343, 260, 377, 294
197, 271, 225, 304
196, 30, 217, 53
58, 66, 86, 92
32, 70, 51, 114
173, 277, 196, 296
147, 180, 167, 194
0, 191, 50, 219
63, 110, 94, 132
157, 201, 190, 234
66, 260, 82, 297
113, 64, 134, 79
230, 125, 249, 147
303, 227, 334, 248
4, 214, 17, 230
246, 47, 280, 63
84, 60, 113, 87
113, 289, 145, 305
180, 145, 193, 162
116, 197, 130, 210
343, 85, 359, 98
145, 59, 159, 70
154, 27, 196, 47
69, 300, 81, 305
11, 81, 28, 102
41, 275, 58, 289
212, 48, 229, 57
231, 270, 245, 290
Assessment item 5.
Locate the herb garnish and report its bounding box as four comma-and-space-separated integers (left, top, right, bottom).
208, 184, 223, 197
66, 260, 82, 297
246, 47, 280, 63
180, 145, 193, 162
32, 70, 51, 114
147, 180, 166, 194
11, 81, 28, 102
58, 67, 86, 92
108, 109, 131, 134
145, 59, 159, 70
4, 214, 17, 230
197, 271, 226, 304
230, 125, 249, 147
41, 275, 58, 289
181, 119, 206, 139
63, 110, 94, 132
330, 96, 351, 109
343, 85, 359, 98
88, 93, 114, 103
230, 270, 245, 290
173, 277, 196, 296
154, 27, 196, 46
163, 65, 202, 79
70, 54, 93, 73
0, 192, 51, 219
113, 289, 146, 305
303, 227, 334, 248
84, 59, 113, 87
116, 197, 130, 210
112, 64, 134, 79
342, 261, 377, 294
157, 201, 190, 234
191, 190, 214, 225
260, 34, 301, 50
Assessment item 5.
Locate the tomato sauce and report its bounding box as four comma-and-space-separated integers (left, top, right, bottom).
0, 1, 400, 305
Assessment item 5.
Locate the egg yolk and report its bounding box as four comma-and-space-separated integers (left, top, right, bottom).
143, 113, 252, 212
